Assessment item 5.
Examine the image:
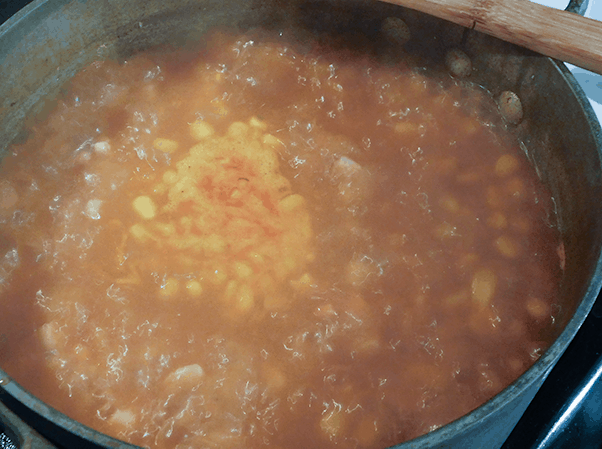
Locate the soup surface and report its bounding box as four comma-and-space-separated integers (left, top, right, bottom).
0, 26, 563, 449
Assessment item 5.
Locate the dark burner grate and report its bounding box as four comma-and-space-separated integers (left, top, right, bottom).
0, 431, 17, 449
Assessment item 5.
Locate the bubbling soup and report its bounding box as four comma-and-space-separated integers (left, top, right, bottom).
0, 21, 563, 449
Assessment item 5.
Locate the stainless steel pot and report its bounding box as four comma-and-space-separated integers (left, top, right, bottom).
0, 1, 601, 448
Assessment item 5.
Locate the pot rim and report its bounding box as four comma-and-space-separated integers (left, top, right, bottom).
1, 1, 601, 448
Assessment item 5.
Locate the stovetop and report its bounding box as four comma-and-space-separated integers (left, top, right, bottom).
503, 289, 602, 448
1, 1, 602, 448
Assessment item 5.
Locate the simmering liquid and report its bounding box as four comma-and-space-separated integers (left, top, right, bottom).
0, 29, 563, 449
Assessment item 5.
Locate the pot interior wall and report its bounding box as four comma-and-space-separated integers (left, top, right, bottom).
1, 0, 601, 448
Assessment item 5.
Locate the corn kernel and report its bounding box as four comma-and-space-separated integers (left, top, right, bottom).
265, 174, 291, 197
487, 211, 508, 229
263, 364, 286, 390
237, 283, 254, 311
457, 252, 478, 269
439, 195, 460, 213
495, 154, 519, 177
163, 170, 178, 184
469, 306, 501, 335
153, 138, 178, 153
185, 280, 203, 297
434, 222, 457, 239
557, 242, 566, 271
263, 294, 289, 311
298, 220, 313, 241
495, 235, 519, 258
456, 172, 482, 184
464, 118, 478, 134
346, 256, 376, 287
291, 272, 313, 291
203, 234, 226, 254
507, 358, 525, 375
159, 277, 179, 298
213, 101, 228, 117
189, 142, 217, 160
165, 364, 204, 386
526, 297, 549, 319
253, 150, 279, 175
93, 141, 111, 154
446, 289, 469, 307
228, 121, 249, 138
249, 116, 267, 130
224, 280, 238, 301
208, 266, 228, 285
298, 272, 312, 286
0, 182, 18, 210
153, 222, 175, 236
471, 268, 497, 306
320, 405, 345, 438
388, 233, 407, 246
486, 185, 503, 209
234, 261, 253, 279
263, 134, 283, 148
275, 255, 299, 280
394, 122, 419, 135
506, 177, 525, 199
432, 157, 458, 175
115, 266, 142, 284
355, 337, 381, 354
279, 194, 306, 213
249, 252, 265, 266
108, 409, 136, 429
130, 223, 151, 242
133, 196, 156, 220
190, 120, 214, 140
39, 322, 61, 350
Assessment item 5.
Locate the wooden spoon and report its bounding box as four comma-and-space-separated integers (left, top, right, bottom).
378, 0, 602, 74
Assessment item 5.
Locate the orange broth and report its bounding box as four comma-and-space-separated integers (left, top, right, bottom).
0, 30, 563, 448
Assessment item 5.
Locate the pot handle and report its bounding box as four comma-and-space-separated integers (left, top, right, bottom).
566, 0, 588, 15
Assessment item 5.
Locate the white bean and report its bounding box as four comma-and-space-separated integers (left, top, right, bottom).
445, 48, 472, 78
165, 364, 204, 386
471, 269, 497, 306
498, 90, 523, 124
381, 17, 411, 45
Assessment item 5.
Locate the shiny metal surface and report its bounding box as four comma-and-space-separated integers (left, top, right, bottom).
536, 358, 602, 448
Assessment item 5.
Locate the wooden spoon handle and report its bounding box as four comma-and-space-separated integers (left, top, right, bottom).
379, 0, 602, 74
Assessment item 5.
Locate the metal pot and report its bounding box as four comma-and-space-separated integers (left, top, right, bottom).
0, 0, 601, 448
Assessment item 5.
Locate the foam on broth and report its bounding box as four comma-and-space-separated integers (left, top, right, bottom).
0, 26, 563, 449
